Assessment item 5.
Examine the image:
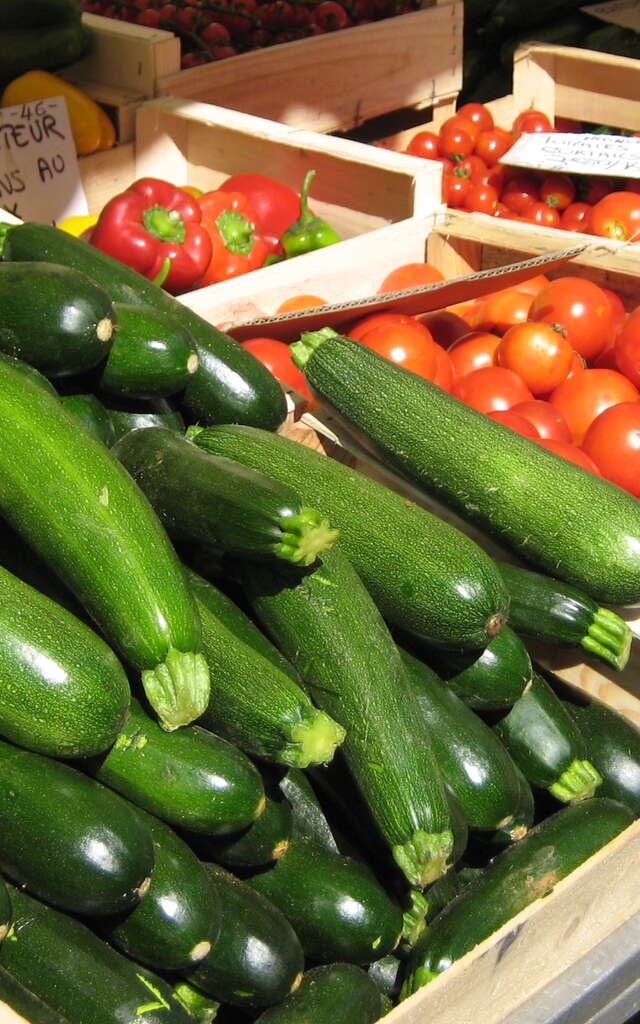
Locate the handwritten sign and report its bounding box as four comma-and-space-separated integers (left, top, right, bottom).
0, 96, 88, 224
582, 0, 640, 31
501, 132, 640, 178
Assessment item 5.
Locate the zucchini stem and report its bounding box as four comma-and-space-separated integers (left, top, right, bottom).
276, 509, 339, 567
549, 759, 603, 804
401, 889, 429, 951
291, 326, 339, 370
141, 648, 210, 732
581, 607, 632, 671
393, 829, 454, 889
286, 710, 346, 768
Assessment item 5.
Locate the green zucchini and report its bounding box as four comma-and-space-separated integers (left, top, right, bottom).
0, 355, 208, 731
184, 862, 304, 1011
191, 779, 293, 868
565, 700, 640, 816
0, 0, 80, 28
278, 767, 339, 854
0, 262, 115, 376
0, 883, 193, 1024
60, 393, 117, 447
367, 955, 403, 1004
0, 562, 130, 758
7, 355, 60, 399
100, 806, 221, 971
88, 697, 265, 835
98, 302, 199, 398
0, 878, 9, 944
255, 963, 385, 1024
242, 545, 456, 888
399, 647, 531, 838
0, 965, 69, 1024
0, 741, 154, 916
0, 221, 287, 430
0, 20, 91, 83
171, 981, 219, 1022
291, 329, 640, 606
106, 394, 186, 442
188, 568, 345, 768
191, 424, 509, 649
497, 561, 632, 670
403, 798, 634, 992
495, 673, 602, 803
489, 762, 535, 845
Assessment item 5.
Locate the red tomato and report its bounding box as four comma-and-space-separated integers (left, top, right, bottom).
588, 192, 640, 241
474, 128, 514, 167
565, 350, 586, 380
378, 262, 445, 293
614, 307, 640, 386
439, 114, 481, 143
582, 176, 615, 205
420, 310, 471, 348
357, 321, 439, 379
523, 201, 562, 228
559, 202, 592, 232
473, 288, 533, 335
496, 321, 574, 396
602, 287, 627, 332
554, 117, 582, 132
456, 102, 494, 133
347, 311, 413, 341
463, 183, 499, 215
502, 173, 540, 214
549, 368, 639, 443
241, 337, 314, 401
539, 173, 576, 211
581, 402, 640, 496
438, 123, 475, 161
511, 399, 572, 443
453, 365, 533, 413
456, 154, 488, 182
447, 331, 501, 378
512, 109, 553, 133
537, 438, 601, 474
432, 343, 455, 392
478, 163, 507, 192
443, 173, 472, 208
511, 274, 550, 298
529, 277, 615, 362
405, 130, 440, 160
486, 409, 540, 439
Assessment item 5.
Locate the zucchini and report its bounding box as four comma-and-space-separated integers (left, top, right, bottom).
188, 568, 345, 768
114, 427, 338, 568
565, 700, 640, 816
171, 981, 219, 1022
0, 883, 193, 1024
98, 302, 199, 399
88, 697, 265, 835
7, 355, 60, 399
0, 965, 69, 1024
60, 393, 117, 447
241, 545, 456, 888
247, 833, 403, 964
291, 329, 640, 606
0, 20, 91, 83
184, 862, 304, 1011
367, 955, 403, 1004
106, 394, 186, 442
278, 767, 340, 854
0, 741, 154, 916
100, 806, 221, 971
255, 963, 385, 1024
0, 262, 114, 376
0, 562, 130, 758
191, 778, 293, 868
495, 673, 603, 803
0, 221, 287, 430
0, 0, 80, 28
497, 561, 632, 670
191, 424, 509, 649
404, 798, 634, 992
399, 647, 531, 838
0, 355, 208, 731
489, 763, 535, 845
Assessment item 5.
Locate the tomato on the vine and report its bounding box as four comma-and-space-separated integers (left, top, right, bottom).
549, 368, 639, 443
453, 365, 533, 413
581, 402, 640, 496
510, 399, 572, 443
496, 321, 574, 396
378, 262, 444, 293
529, 277, 615, 362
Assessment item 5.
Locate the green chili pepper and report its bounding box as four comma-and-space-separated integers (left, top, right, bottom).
281, 170, 341, 258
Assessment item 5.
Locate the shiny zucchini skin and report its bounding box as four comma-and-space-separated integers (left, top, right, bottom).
192, 782, 293, 868
192, 424, 509, 650
0, 883, 193, 1024
98, 303, 199, 398
278, 767, 340, 854
0, 221, 287, 430
60, 393, 117, 447
184, 862, 304, 1011
7, 355, 60, 398
247, 833, 403, 964
404, 798, 634, 992
0, 261, 114, 376
255, 963, 385, 1024
0, 562, 130, 758
101, 806, 221, 971
0, 355, 207, 731
89, 697, 265, 835
106, 395, 186, 442
0, 741, 154, 916
566, 700, 640, 816
0, 965, 69, 1024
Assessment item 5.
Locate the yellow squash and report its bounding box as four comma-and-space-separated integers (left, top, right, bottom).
2, 70, 115, 155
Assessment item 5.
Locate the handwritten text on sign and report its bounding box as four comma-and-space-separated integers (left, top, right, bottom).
0, 96, 88, 223
502, 133, 640, 178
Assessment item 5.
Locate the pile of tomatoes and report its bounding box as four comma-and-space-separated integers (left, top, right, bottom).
404, 103, 640, 242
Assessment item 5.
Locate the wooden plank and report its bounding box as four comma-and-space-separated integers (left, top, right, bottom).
79, 143, 135, 214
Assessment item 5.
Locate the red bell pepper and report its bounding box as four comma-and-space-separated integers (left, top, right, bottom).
90, 177, 212, 294
218, 173, 300, 254
197, 190, 269, 287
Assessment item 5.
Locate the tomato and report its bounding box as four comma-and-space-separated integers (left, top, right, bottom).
453, 365, 533, 413
539, 173, 576, 211
614, 307, 640, 386
529, 277, 615, 362
581, 402, 640, 496
537, 438, 601, 475
588, 191, 640, 241
241, 337, 314, 401
456, 154, 488, 182
523, 201, 562, 228
496, 321, 574, 396
478, 163, 507, 192
420, 310, 471, 348
378, 262, 445, 293
438, 123, 475, 161
474, 128, 514, 166
486, 409, 540, 439
559, 202, 592, 232
356, 321, 439, 379
456, 102, 494, 133
463, 183, 499, 215
554, 117, 582, 132
512, 109, 553, 133
439, 114, 481, 143
581, 176, 614, 205
443, 173, 472, 208
405, 130, 440, 160
502, 173, 540, 214
473, 288, 533, 335
448, 330, 501, 378
219, 173, 300, 253
602, 287, 627, 332
347, 311, 413, 341
565, 350, 586, 380
510, 399, 572, 443
549, 368, 640, 443
509, 274, 550, 298
432, 343, 455, 392
276, 293, 327, 313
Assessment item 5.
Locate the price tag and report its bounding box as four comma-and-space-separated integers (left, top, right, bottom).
0, 96, 88, 223
502, 132, 640, 178
581, 0, 640, 31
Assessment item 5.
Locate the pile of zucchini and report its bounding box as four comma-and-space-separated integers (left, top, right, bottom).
0, 222, 638, 1024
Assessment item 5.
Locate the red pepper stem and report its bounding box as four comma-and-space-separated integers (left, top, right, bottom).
143, 205, 186, 244
152, 257, 172, 288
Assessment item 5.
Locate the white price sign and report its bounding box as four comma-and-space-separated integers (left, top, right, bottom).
502, 132, 640, 178
581, 0, 640, 31
0, 96, 88, 223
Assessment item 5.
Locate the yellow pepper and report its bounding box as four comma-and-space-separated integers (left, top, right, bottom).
56, 214, 99, 237
181, 185, 204, 198
1, 70, 116, 156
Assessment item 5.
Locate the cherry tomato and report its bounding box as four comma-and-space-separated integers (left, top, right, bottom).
496, 322, 574, 396
439, 114, 480, 143
549, 368, 639, 443
453, 365, 533, 413
539, 173, 576, 211
438, 123, 475, 161
473, 288, 533, 335
529, 277, 615, 362
581, 402, 640, 496
463, 183, 499, 215
378, 262, 444, 293
456, 154, 488, 183
357, 321, 438, 379
537, 438, 601, 474
405, 130, 440, 160
588, 192, 640, 241
474, 128, 514, 167
276, 293, 327, 313
502, 173, 540, 214
456, 102, 494, 133
614, 307, 640, 386
312, 1, 351, 30
241, 337, 314, 401
523, 201, 562, 228
512, 109, 553, 133
447, 331, 501, 378
347, 311, 413, 342
510, 399, 572, 442
486, 409, 540, 439
420, 310, 471, 348
559, 202, 592, 232
443, 173, 472, 208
